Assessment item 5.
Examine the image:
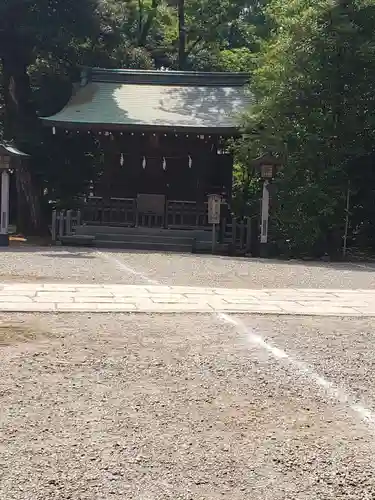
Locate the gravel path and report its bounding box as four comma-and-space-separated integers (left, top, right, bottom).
1, 246, 375, 289
0, 247, 145, 285
1, 246, 375, 499
107, 250, 375, 289
1, 313, 375, 499
247, 315, 375, 412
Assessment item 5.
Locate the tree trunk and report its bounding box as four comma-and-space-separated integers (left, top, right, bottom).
138, 0, 159, 46
178, 0, 186, 69
1, 36, 43, 234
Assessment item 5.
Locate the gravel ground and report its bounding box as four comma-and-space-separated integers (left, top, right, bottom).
0, 313, 375, 499
0, 247, 145, 285
245, 315, 375, 414
107, 250, 375, 289
1, 246, 375, 289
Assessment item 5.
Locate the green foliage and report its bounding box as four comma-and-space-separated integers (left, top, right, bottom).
217, 48, 256, 72
240, 0, 375, 257
9, 0, 375, 258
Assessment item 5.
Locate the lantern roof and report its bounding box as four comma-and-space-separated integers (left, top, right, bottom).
252, 152, 282, 167
0, 143, 30, 158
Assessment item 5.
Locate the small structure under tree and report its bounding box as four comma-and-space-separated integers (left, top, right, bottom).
0, 143, 30, 246
41, 68, 251, 250
253, 153, 282, 257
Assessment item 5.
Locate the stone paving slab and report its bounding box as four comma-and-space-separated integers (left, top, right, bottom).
0, 283, 375, 316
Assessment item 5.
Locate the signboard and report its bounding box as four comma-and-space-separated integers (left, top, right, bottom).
137, 193, 165, 215
260, 164, 274, 179
208, 194, 221, 224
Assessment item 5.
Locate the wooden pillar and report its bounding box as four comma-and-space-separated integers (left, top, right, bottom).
259, 180, 270, 257
0, 170, 10, 246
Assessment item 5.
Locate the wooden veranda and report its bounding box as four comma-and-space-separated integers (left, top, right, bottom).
81, 195, 229, 229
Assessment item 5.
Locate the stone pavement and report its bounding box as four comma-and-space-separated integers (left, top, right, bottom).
0, 283, 375, 316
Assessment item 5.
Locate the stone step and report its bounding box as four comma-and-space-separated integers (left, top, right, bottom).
60, 235, 95, 246
75, 225, 212, 241
95, 232, 194, 245
94, 239, 193, 252
194, 241, 230, 254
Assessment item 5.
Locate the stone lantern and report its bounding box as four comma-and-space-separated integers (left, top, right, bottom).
0, 143, 30, 246
252, 153, 282, 257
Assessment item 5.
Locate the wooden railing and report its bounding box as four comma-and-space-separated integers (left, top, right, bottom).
166, 200, 229, 229
136, 194, 165, 228
51, 205, 259, 255
166, 200, 208, 228
83, 197, 136, 226
79, 198, 249, 240
51, 209, 82, 243
136, 213, 164, 227
219, 215, 258, 255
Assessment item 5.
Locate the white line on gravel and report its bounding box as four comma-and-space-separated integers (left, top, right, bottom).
218, 312, 375, 427
95, 251, 160, 285
350, 262, 375, 271
96, 249, 375, 428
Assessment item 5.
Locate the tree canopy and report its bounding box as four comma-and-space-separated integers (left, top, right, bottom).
1, 0, 375, 257
237, 0, 375, 256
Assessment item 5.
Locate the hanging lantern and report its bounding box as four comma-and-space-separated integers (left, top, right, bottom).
162, 157, 167, 171
188, 155, 192, 169
52, 126, 56, 135
142, 156, 146, 169
120, 153, 124, 167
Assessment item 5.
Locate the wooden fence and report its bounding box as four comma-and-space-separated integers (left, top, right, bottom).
50, 204, 259, 255
82, 197, 136, 226
219, 216, 258, 255
51, 209, 82, 243
80, 196, 230, 230
167, 200, 207, 228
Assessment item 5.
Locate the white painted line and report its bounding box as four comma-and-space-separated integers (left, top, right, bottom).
218, 313, 375, 427
350, 262, 375, 271
95, 251, 160, 285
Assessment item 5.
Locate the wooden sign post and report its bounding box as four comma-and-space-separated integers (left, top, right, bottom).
208, 194, 221, 254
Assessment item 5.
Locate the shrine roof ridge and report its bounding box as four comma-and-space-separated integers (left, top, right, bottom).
82, 67, 250, 87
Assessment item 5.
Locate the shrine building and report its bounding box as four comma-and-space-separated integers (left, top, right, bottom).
42, 67, 251, 249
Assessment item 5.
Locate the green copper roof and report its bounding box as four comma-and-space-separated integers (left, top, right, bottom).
42, 68, 251, 132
